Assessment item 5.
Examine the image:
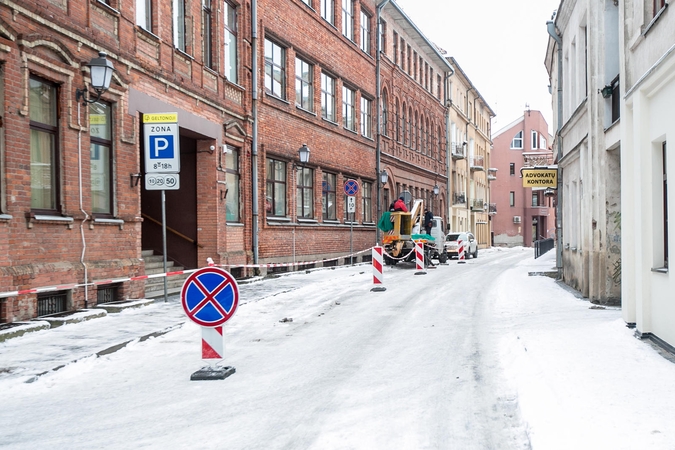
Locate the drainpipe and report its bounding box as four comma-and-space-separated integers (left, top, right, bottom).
445, 68, 454, 230
251, 0, 260, 268
547, 15, 563, 277
375, 0, 391, 245
77, 101, 90, 308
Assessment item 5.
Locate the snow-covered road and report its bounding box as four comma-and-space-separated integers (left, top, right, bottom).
2, 248, 675, 449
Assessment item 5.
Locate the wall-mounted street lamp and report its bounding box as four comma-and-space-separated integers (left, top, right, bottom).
75, 52, 115, 105
600, 85, 613, 99
296, 143, 310, 168
380, 169, 388, 185
433, 184, 440, 196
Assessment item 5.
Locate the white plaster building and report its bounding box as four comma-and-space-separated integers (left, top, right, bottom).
545, 0, 622, 305
620, 0, 675, 349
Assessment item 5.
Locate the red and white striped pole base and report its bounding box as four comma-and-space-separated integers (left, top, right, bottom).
371, 246, 387, 292
201, 326, 224, 360
458, 240, 466, 264
415, 241, 427, 275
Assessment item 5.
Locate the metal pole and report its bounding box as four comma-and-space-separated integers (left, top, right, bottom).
161, 189, 168, 303
350, 211, 354, 265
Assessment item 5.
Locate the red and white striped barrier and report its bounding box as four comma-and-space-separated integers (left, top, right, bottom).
414, 241, 426, 275
371, 246, 386, 291
201, 326, 224, 360
458, 239, 466, 264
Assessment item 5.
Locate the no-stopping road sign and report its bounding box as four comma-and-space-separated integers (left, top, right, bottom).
344, 179, 359, 196
181, 267, 239, 327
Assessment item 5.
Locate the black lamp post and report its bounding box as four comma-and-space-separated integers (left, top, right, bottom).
76, 52, 115, 105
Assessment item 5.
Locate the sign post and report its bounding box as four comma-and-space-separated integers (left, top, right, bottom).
143, 113, 180, 302
344, 180, 359, 265
181, 266, 240, 381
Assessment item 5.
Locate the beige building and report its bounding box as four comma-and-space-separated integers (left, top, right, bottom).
446, 58, 496, 248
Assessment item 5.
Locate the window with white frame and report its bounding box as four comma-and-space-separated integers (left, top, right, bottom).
173, 0, 187, 52
295, 57, 313, 112
225, 146, 240, 222
511, 130, 523, 149
541, 136, 547, 150
89, 101, 113, 216
264, 39, 285, 98
297, 167, 314, 219
360, 96, 372, 138
656, 141, 669, 268
360, 10, 371, 54
321, 73, 335, 122
202, 0, 214, 69
342, 0, 354, 40
321, 0, 334, 25
509, 191, 515, 207
381, 92, 388, 137
224, 1, 238, 83
343, 86, 355, 131
136, 0, 152, 31
531, 130, 538, 149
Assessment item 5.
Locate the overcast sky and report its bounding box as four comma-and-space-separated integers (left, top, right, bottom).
394, 0, 561, 133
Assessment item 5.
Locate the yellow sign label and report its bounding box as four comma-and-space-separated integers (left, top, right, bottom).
90, 114, 107, 125
522, 169, 558, 188
143, 113, 178, 123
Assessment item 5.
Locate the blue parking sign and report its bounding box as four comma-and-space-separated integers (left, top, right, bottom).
149, 135, 175, 159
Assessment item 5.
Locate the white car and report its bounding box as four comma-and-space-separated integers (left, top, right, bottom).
444, 232, 478, 259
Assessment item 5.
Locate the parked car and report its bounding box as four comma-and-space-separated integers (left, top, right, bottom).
444, 232, 478, 259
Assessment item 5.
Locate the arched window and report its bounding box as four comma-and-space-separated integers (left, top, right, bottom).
408, 106, 413, 147
402, 103, 407, 146
381, 91, 388, 136
395, 98, 401, 142
437, 125, 442, 160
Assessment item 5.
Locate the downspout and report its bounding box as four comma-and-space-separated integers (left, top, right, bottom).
251, 0, 260, 268
445, 67, 454, 230
77, 100, 89, 308
547, 16, 563, 277
375, 0, 391, 245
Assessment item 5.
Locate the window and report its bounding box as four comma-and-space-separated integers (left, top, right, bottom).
224, 2, 238, 83
437, 74, 441, 100
379, 19, 386, 56
225, 146, 240, 221
136, 0, 152, 31
393, 31, 398, 65
381, 92, 388, 137
541, 136, 547, 150
509, 191, 515, 207
511, 130, 523, 149
362, 181, 372, 222
173, 0, 187, 52
402, 104, 407, 145
89, 101, 113, 215
509, 163, 515, 176
342, 0, 353, 40
360, 10, 371, 54
202, 0, 214, 69
297, 167, 314, 218
30, 76, 59, 212
395, 98, 400, 141
360, 96, 372, 138
407, 45, 411, 75
266, 158, 286, 216
295, 57, 313, 111
342, 86, 355, 131
264, 39, 285, 98
321, 0, 334, 25
532, 192, 539, 207
531, 130, 538, 149
321, 73, 336, 122
322, 173, 336, 220
400, 37, 405, 72
658, 141, 668, 268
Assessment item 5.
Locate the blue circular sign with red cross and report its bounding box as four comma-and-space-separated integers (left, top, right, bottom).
181, 267, 239, 327
344, 179, 359, 196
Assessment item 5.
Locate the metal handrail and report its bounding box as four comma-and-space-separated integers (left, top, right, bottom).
141, 213, 204, 248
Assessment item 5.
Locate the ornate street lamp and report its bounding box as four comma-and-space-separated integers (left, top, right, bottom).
76, 52, 115, 105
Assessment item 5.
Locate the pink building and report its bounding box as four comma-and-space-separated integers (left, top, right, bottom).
491, 110, 555, 247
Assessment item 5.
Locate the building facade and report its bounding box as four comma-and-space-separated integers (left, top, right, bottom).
446, 58, 495, 248
491, 110, 555, 247
619, 0, 675, 348
377, 2, 451, 226
545, 0, 622, 304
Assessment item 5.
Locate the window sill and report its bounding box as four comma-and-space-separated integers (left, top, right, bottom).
297, 218, 318, 224
92, 0, 120, 15
94, 217, 124, 224
323, 219, 340, 225
344, 127, 358, 135
267, 216, 292, 223
322, 117, 339, 126
226, 222, 244, 227
651, 267, 668, 273
27, 214, 74, 229
0, 214, 11, 221
644, 3, 669, 37
296, 105, 317, 116
135, 26, 160, 41
174, 48, 194, 60
265, 93, 290, 105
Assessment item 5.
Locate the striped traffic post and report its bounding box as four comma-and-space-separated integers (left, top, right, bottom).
371, 246, 386, 292
458, 239, 466, 264
201, 326, 224, 359
414, 240, 427, 275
